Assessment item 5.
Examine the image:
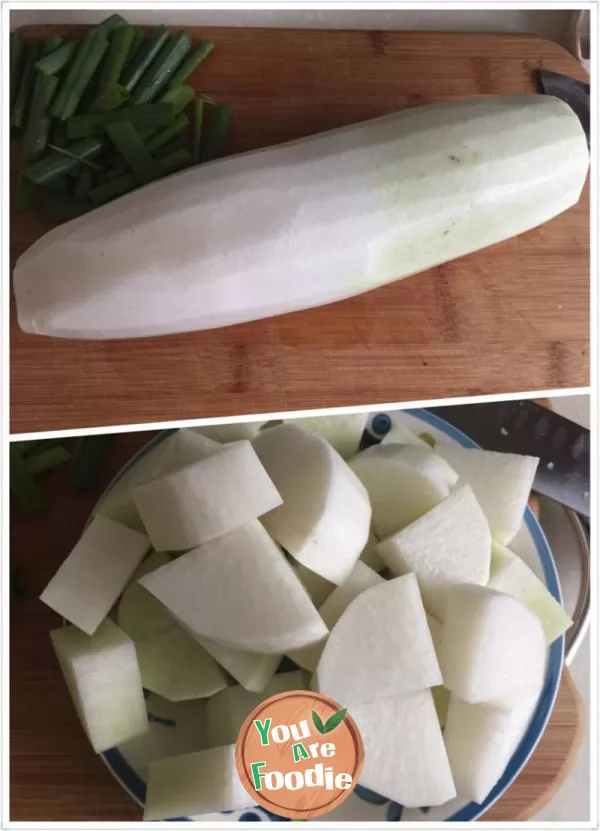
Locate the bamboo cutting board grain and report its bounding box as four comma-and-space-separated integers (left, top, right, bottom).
10, 28, 590, 434
9, 432, 584, 821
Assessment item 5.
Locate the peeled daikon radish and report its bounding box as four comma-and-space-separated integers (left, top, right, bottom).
488, 542, 571, 644
41, 515, 150, 635
439, 584, 546, 703
206, 670, 307, 747
117, 551, 174, 642
443, 683, 542, 804
50, 620, 148, 752
133, 441, 282, 551
284, 413, 368, 458
350, 444, 458, 539
140, 520, 328, 654
316, 573, 442, 705
290, 561, 383, 671
378, 486, 491, 620
352, 689, 456, 807
425, 614, 450, 726
144, 744, 255, 820
253, 424, 371, 584
381, 421, 428, 447
96, 429, 221, 531
291, 561, 336, 607
434, 445, 539, 544
358, 530, 385, 572
192, 421, 266, 442
196, 637, 280, 693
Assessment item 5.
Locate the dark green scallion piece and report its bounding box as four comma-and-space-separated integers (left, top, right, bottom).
10, 30, 25, 113
158, 84, 194, 116
27, 187, 93, 221
26, 137, 106, 185
130, 31, 192, 105
193, 97, 205, 164
66, 102, 173, 138
96, 13, 128, 35
94, 23, 135, 99
11, 440, 43, 456
34, 38, 77, 75
10, 445, 46, 515
200, 104, 232, 163
126, 28, 145, 66
51, 29, 109, 120
41, 34, 65, 55
74, 168, 93, 200
69, 435, 112, 490
89, 147, 192, 204
47, 143, 104, 171
104, 120, 162, 184
121, 25, 169, 92
168, 40, 214, 88
21, 73, 60, 162
26, 445, 72, 476
88, 83, 129, 113
145, 113, 189, 154
12, 41, 40, 131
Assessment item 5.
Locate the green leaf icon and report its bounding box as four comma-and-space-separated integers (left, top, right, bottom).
323, 708, 347, 733
311, 710, 326, 734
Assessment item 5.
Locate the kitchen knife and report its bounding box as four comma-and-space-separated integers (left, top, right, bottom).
538, 69, 590, 146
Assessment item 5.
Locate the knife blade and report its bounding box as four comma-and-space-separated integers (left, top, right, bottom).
426, 400, 590, 518
538, 68, 590, 146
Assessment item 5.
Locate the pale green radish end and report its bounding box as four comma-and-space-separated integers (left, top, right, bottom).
253, 424, 371, 584
117, 551, 174, 642
290, 561, 336, 607
316, 573, 442, 706
41, 515, 150, 635
439, 584, 546, 703
144, 744, 255, 820
205, 670, 307, 747
380, 421, 428, 447
489, 541, 572, 644
133, 440, 282, 551
196, 637, 280, 693
284, 413, 368, 459
358, 529, 385, 572
139, 520, 328, 654
352, 690, 456, 807
378, 485, 491, 620
192, 421, 266, 442
50, 620, 148, 753
350, 443, 458, 539
435, 445, 539, 545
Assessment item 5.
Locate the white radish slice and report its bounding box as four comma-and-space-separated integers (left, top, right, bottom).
284, 413, 367, 459
144, 744, 255, 820
291, 561, 336, 607
50, 620, 148, 753
358, 529, 385, 572
133, 441, 282, 551
425, 614, 450, 726
135, 626, 227, 702
205, 670, 307, 747
195, 637, 280, 693
252, 424, 371, 584
352, 690, 456, 807
381, 421, 428, 447
443, 683, 542, 804
438, 584, 546, 703
192, 421, 266, 442
378, 485, 491, 621
434, 445, 539, 545
139, 520, 328, 654
290, 561, 383, 671
95, 429, 221, 531
117, 551, 174, 642
41, 515, 150, 635
349, 444, 458, 539
489, 541, 572, 644
316, 573, 442, 705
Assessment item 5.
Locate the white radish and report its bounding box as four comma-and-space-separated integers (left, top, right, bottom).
489, 542, 572, 644
252, 424, 371, 584
195, 637, 281, 693
41, 515, 150, 635
15, 96, 588, 340
50, 620, 148, 753
133, 440, 282, 551
205, 670, 307, 747
352, 690, 456, 807
434, 445, 539, 544
290, 561, 336, 607
358, 529, 385, 572
139, 520, 328, 654
378, 485, 491, 620
316, 573, 442, 705
381, 421, 429, 447
117, 551, 174, 642
144, 744, 255, 820
284, 413, 367, 458
192, 421, 266, 442
438, 584, 546, 703
350, 443, 458, 538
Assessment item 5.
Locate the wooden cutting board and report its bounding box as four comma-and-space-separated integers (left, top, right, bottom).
10, 432, 584, 821
10, 28, 589, 434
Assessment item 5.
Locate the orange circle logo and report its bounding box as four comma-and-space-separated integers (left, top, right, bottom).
235, 690, 364, 820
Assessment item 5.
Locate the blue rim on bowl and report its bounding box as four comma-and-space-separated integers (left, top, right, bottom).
93, 409, 564, 822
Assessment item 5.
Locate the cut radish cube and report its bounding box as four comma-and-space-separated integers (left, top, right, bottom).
252, 424, 371, 584
439, 584, 546, 703
136, 626, 227, 701
489, 542, 572, 644
50, 619, 148, 753
350, 444, 458, 539
290, 561, 383, 672
192, 421, 266, 442
195, 637, 280, 693
434, 445, 539, 544
291, 561, 336, 607
144, 744, 255, 820
432, 685, 450, 727
359, 530, 385, 572
381, 421, 428, 447
140, 520, 328, 654
206, 670, 307, 747
41, 515, 150, 635
284, 413, 367, 458
316, 573, 441, 705
443, 683, 542, 804
96, 429, 221, 531
117, 551, 174, 642
133, 441, 282, 551
378, 485, 491, 620
352, 689, 456, 807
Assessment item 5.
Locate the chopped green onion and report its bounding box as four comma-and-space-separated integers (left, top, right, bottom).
130, 31, 192, 105
89, 147, 192, 204
121, 25, 170, 92
34, 38, 77, 75
10, 445, 46, 515
47, 143, 104, 171
418, 432, 437, 448
69, 436, 112, 490
168, 40, 214, 88
26, 137, 106, 185
126, 28, 145, 67
158, 84, 194, 115
12, 41, 41, 131
193, 97, 205, 164
22, 73, 60, 162
96, 13, 128, 35
51, 29, 109, 120
74, 168, 94, 200
104, 121, 162, 184
95, 23, 136, 98
27, 187, 93, 221
145, 113, 189, 154
66, 102, 173, 138
88, 83, 130, 113
26, 445, 72, 476
200, 104, 232, 162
